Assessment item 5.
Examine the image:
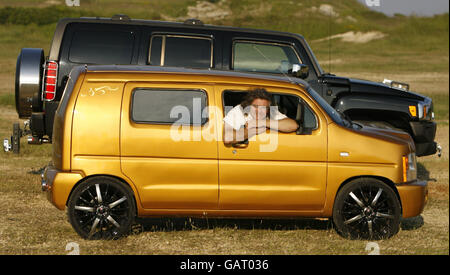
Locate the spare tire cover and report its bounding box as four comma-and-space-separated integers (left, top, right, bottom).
15, 48, 45, 118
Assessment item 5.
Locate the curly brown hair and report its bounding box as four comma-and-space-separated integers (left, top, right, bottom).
240, 88, 273, 109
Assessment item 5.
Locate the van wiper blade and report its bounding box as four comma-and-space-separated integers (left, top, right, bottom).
321, 72, 336, 77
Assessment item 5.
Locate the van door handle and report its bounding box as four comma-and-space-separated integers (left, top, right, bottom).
232, 139, 249, 148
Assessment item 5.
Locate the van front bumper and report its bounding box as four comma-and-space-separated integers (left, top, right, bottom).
42, 164, 83, 210
396, 179, 428, 218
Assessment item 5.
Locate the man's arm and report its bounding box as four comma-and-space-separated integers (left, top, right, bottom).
265, 118, 299, 133
224, 118, 298, 145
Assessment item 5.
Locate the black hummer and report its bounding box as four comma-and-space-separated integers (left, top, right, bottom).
7, 15, 440, 157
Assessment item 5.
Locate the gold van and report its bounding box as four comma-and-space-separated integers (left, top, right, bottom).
42, 65, 428, 240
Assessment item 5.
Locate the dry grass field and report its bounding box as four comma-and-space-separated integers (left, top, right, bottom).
0, 0, 448, 255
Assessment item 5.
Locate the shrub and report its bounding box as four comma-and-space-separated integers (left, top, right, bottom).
0, 6, 94, 25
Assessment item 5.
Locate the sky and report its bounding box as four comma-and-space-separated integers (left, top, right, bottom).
357, 0, 449, 16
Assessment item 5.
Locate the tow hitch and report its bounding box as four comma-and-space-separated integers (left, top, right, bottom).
3, 122, 23, 154
2, 120, 48, 154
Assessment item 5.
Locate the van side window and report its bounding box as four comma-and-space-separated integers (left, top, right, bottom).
272, 93, 317, 129
223, 90, 317, 129
131, 89, 208, 125
233, 41, 302, 74
149, 35, 213, 68
69, 30, 135, 64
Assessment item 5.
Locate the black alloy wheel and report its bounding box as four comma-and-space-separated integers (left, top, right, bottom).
67, 177, 136, 240
333, 178, 402, 240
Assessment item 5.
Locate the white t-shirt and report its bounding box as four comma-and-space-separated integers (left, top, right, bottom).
223, 104, 287, 131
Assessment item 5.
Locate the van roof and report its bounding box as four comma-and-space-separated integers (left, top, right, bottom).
84, 65, 309, 88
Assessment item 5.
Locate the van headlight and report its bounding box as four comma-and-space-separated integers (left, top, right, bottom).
402, 152, 417, 182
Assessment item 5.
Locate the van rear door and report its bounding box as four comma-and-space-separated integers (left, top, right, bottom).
120, 82, 219, 210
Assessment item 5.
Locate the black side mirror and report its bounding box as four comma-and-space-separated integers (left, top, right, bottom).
290, 64, 309, 79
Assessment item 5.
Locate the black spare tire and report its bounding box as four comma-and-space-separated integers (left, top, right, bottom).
15, 48, 45, 118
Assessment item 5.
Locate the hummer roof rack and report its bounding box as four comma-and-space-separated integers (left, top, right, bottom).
112, 14, 130, 21
184, 18, 204, 26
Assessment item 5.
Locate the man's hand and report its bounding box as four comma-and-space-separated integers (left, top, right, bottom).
224, 120, 266, 145
247, 124, 267, 139
245, 119, 268, 130
245, 119, 268, 140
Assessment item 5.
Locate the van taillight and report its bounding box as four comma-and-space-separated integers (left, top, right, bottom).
42, 61, 58, 101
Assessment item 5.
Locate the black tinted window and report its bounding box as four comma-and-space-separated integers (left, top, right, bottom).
69, 30, 135, 64
149, 35, 212, 68
132, 89, 208, 125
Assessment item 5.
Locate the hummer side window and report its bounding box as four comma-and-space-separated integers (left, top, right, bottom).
232, 41, 302, 74
149, 35, 213, 69
131, 89, 208, 125
69, 30, 135, 64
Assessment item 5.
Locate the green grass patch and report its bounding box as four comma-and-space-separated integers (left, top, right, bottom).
0, 93, 14, 107
0, 6, 94, 25
0, 0, 195, 22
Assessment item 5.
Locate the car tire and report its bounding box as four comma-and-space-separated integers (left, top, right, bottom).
332, 178, 401, 240
67, 176, 136, 240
